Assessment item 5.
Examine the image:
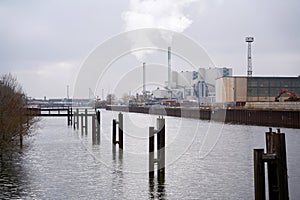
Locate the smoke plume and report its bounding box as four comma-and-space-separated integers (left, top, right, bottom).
122, 0, 204, 61
122, 0, 200, 32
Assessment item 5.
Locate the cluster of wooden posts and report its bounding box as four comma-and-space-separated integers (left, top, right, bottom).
149, 116, 166, 180
111, 113, 166, 181
254, 128, 289, 200
73, 108, 101, 144
71, 109, 166, 181
70, 108, 290, 198
112, 113, 124, 149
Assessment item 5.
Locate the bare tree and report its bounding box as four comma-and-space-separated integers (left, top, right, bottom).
0, 74, 38, 157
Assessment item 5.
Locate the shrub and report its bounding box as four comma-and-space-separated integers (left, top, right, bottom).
0, 74, 38, 156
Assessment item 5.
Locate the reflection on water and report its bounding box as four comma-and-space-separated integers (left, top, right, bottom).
0, 157, 26, 199
112, 145, 124, 199
0, 110, 300, 199
149, 172, 166, 200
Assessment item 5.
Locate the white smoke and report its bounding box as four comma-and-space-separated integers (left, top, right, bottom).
121, 0, 223, 61
122, 0, 203, 61
122, 0, 200, 32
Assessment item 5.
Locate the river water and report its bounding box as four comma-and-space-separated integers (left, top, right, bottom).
1, 110, 300, 199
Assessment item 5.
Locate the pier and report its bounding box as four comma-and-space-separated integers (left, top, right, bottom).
27, 107, 73, 125
106, 105, 300, 129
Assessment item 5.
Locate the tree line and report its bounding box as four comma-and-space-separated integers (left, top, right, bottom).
0, 74, 38, 158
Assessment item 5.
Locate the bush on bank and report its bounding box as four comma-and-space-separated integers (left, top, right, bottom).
0, 74, 38, 157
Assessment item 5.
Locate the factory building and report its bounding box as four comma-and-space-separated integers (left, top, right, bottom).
198, 67, 232, 91
197, 67, 232, 102
171, 71, 195, 100
216, 76, 300, 104
160, 67, 232, 102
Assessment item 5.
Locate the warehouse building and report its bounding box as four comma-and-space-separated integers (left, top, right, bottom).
216, 76, 300, 104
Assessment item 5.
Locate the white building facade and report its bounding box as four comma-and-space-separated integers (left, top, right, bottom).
158, 67, 233, 103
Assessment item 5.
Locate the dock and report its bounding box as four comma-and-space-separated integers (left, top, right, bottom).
106, 105, 300, 129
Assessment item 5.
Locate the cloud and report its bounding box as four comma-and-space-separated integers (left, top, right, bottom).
14, 61, 77, 98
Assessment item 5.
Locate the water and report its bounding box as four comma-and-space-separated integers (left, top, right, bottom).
1, 110, 300, 199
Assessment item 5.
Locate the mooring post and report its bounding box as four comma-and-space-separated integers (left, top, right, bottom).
157, 117, 165, 179
73, 110, 75, 129
81, 112, 84, 134
118, 112, 123, 150
157, 117, 161, 166
112, 119, 117, 144
149, 126, 155, 178
92, 115, 96, 144
85, 109, 88, 134
70, 107, 72, 126
76, 108, 79, 130
96, 111, 100, 144
254, 149, 266, 200
73, 109, 76, 130
265, 128, 289, 200
67, 108, 70, 126
97, 110, 100, 125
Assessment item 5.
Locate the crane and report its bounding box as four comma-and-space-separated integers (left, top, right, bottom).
275, 88, 300, 102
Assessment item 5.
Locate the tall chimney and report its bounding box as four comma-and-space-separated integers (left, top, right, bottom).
168, 47, 172, 90
143, 62, 146, 94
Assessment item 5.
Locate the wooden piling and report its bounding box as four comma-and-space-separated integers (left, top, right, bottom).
67, 107, 72, 126
92, 115, 96, 144
70, 107, 72, 125
73, 110, 76, 130
67, 108, 70, 126
265, 128, 289, 200
112, 119, 117, 144
149, 126, 155, 178
96, 111, 100, 144
254, 149, 265, 200
253, 128, 289, 199
85, 109, 88, 134
149, 116, 166, 180
118, 112, 123, 150
157, 117, 165, 178
76, 108, 79, 129
97, 110, 100, 125
81, 114, 84, 134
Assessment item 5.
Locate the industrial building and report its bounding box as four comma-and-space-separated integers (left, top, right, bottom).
163, 67, 232, 102
147, 46, 233, 103
197, 67, 232, 101
216, 76, 300, 104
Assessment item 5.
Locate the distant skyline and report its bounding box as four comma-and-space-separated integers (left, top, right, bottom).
1, 0, 299, 98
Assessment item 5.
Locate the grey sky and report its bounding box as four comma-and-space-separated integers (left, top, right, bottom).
0, 0, 299, 98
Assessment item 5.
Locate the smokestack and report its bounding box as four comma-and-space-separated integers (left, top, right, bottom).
143, 62, 146, 94
168, 47, 172, 90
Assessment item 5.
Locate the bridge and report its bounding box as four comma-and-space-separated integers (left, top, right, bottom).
27, 107, 73, 125
27, 107, 99, 126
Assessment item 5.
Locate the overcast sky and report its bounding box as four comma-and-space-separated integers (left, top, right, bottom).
0, 0, 299, 98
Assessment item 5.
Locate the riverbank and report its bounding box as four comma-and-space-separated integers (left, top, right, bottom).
106, 105, 300, 129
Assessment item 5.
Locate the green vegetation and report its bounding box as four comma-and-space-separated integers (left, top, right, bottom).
0, 74, 38, 158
